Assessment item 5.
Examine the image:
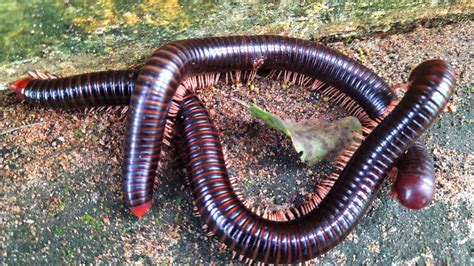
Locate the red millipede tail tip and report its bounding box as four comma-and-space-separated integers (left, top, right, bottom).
130, 201, 152, 218
9, 78, 32, 100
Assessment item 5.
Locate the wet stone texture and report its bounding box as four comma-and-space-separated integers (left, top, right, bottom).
0, 10, 473, 266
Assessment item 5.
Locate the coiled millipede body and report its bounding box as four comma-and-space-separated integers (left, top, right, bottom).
13, 69, 436, 211
10, 36, 455, 263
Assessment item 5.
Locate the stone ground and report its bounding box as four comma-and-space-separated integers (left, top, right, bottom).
0, 19, 472, 264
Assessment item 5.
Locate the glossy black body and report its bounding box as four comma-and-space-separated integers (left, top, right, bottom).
23, 70, 137, 108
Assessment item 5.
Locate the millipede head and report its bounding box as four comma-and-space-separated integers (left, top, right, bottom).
9, 77, 32, 100
391, 174, 435, 210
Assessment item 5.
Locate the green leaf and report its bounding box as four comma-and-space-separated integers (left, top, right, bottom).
284, 116, 361, 166
249, 104, 290, 136
237, 99, 362, 166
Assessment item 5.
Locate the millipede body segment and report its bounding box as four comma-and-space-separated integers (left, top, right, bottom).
9, 35, 455, 263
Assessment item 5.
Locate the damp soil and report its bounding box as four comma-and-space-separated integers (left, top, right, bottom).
0, 20, 472, 264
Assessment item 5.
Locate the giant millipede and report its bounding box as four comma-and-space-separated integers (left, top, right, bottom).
10, 36, 455, 263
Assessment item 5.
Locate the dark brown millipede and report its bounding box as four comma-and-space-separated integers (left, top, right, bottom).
10, 35, 455, 263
